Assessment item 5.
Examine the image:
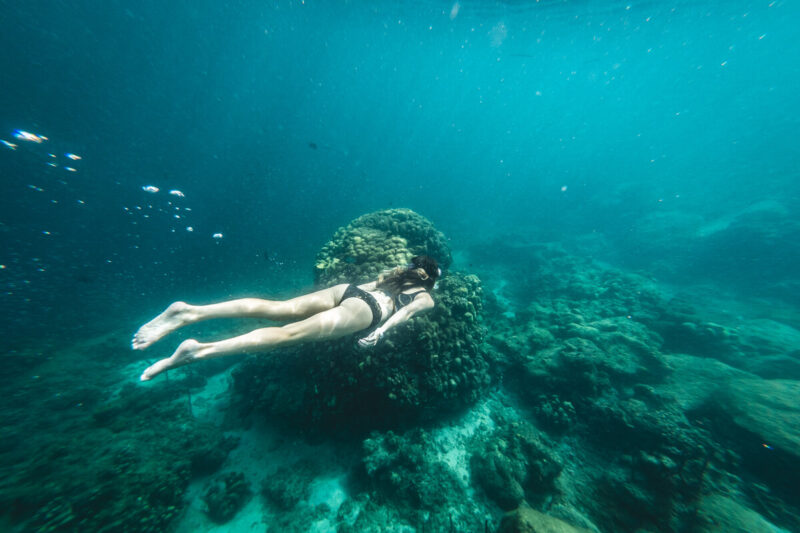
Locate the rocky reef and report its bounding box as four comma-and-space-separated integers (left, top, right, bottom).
469, 240, 800, 532
203, 471, 252, 523
4, 212, 799, 533
234, 209, 490, 433
612, 199, 800, 302
0, 370, 237, 532
228, 227, 800, 532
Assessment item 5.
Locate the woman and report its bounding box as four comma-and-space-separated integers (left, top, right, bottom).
133, 256, 441, 381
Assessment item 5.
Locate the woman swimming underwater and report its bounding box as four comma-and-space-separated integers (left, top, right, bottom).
133, 256, 441, 381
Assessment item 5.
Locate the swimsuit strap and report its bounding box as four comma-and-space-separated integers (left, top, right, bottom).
395, 288, 427, 309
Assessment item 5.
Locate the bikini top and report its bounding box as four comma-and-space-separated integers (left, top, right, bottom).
395, 288, 427, 310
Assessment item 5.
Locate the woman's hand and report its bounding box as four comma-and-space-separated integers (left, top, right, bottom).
358, 328, 384, 348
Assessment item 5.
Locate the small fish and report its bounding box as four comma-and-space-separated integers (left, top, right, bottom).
142, 185, 159, 194
13, 130, 47, 143
65, 153, 82, 160
308, 142, 318, 150
64, 167, 77, 172
762, 443, 773, 450
169, 189, 185, 197
212, 233, 223, 240
186, 226, 194, 232
1, 140, 17, 150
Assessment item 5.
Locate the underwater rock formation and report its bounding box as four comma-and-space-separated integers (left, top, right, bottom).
695, 494, 785, 533
662, 317, 800, 379
262, 460, 319, 511
234, 209, 490, 433
361, 429, 461, 511
473, 243, 765, 531
1, 379, 236, 532
313, 208, 452, 286
471, 420, 561, 511
498, 504, 592, 533
203, 471, 252, 523
613, 200, 800, 301
352, 426, 490, 531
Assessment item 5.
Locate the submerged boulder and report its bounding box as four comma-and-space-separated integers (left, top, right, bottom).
695, 494, 782, 533
498, 504, 592, 533
203, 471, 252, 524
234, 209, 489, 433
471, 420, 562, 511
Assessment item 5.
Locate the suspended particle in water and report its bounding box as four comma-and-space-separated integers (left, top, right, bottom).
142, 185, 159, 193
65, 153, 82, 160
186, 226, 194, 232
561, 185, 568, 192
450, 1, 460, 20
212, 233, 223, 240
169, 189, 185, 197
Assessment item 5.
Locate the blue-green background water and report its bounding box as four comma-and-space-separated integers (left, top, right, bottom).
2, 1, 800, 531
2, 0, 798, 344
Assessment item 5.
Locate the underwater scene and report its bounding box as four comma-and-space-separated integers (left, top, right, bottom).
1, 0, 799, 531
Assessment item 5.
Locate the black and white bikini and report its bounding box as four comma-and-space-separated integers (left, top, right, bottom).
339, 284, 427, 334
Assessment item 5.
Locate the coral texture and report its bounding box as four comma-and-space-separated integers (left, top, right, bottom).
314, 208, 452, 286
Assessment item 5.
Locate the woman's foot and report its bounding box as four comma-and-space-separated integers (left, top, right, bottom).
132, 302, 194, 350
140, 339, 205, 381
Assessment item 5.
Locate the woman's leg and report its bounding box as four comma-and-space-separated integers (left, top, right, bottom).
132, 284, 349, 350
140, 299, 372, 380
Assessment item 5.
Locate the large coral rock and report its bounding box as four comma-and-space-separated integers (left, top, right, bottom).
361, 429, 460, 510
314, 208, 452, 286
665, 355, 800, 459
717, 378, 800, 459
498, 504, 592, 533
203, 471, 252, 524
234, 209, 489, 432
663, 318, 800, 379
695, 494, 781, 533
471, 420, 561, 510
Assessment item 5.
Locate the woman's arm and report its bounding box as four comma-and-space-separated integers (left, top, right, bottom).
358, 293, 434, 347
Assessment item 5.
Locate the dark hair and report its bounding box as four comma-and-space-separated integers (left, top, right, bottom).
376, 255, 440, 294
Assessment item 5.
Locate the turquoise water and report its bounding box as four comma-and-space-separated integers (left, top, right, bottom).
1, 1, 799, 531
